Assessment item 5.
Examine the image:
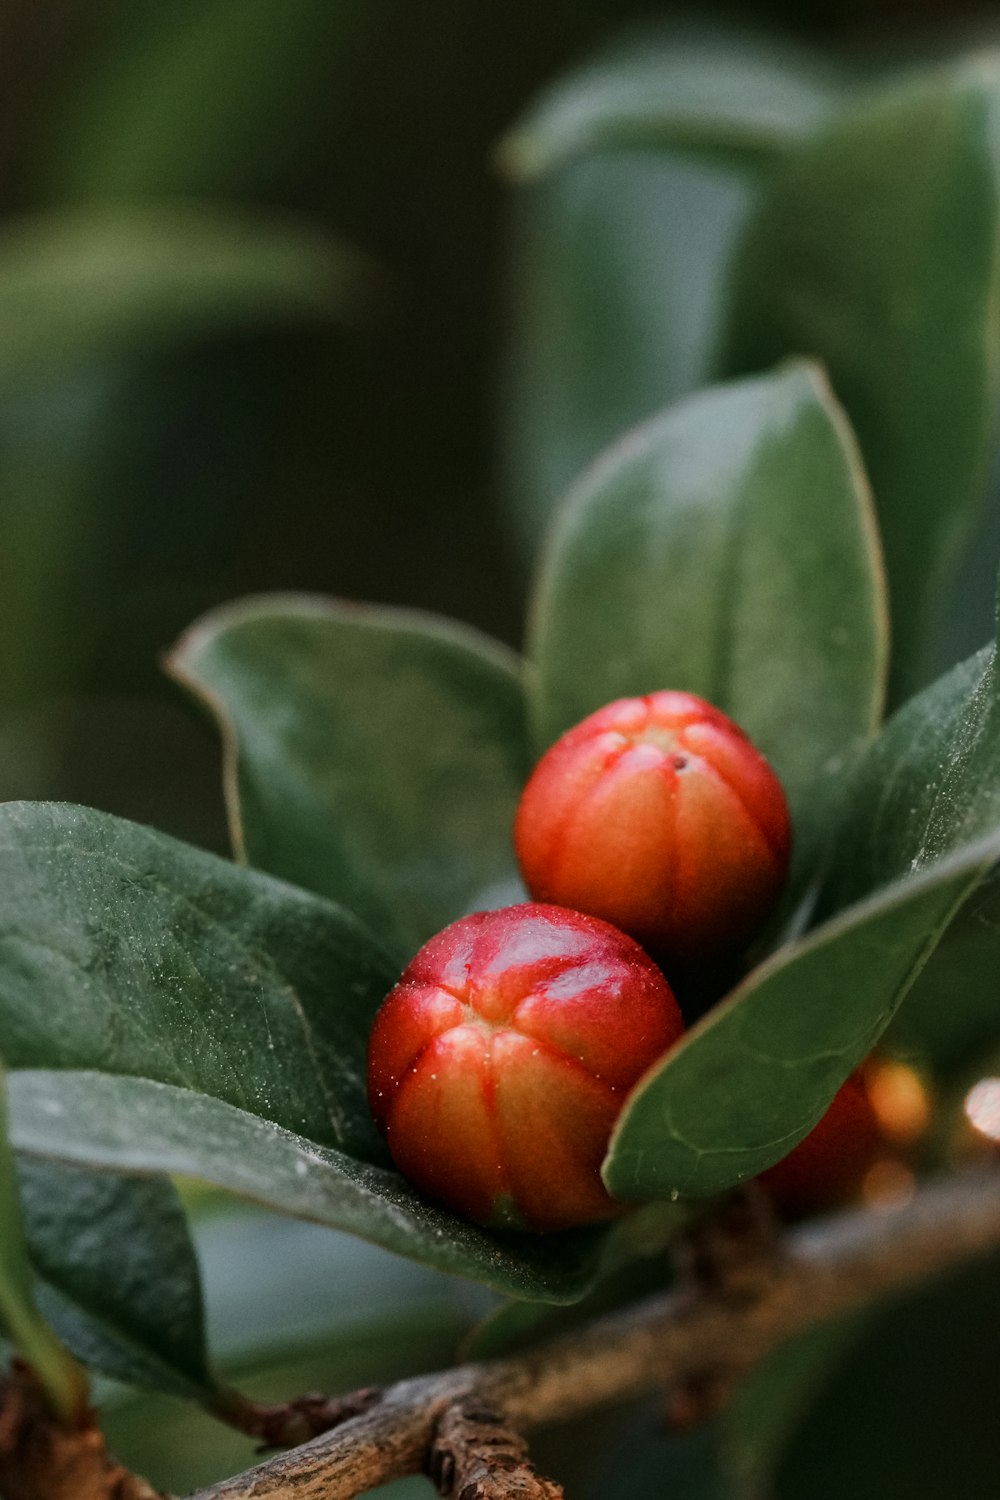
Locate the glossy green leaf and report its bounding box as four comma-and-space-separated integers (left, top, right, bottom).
502, 30, 840, 553
500, 29, 839, 179
43, 0, 371, 203
724, 60, 1000, 702
0, 801, 394, 1159
529, 362, 887, 859
604, 833, 1000, 1200
18, 1159, 213, 1399
818, 613, 1000, 1070
504, 153, 754, 553
9, 1071, 609, 1306
0, 1069, 87, 1421
169, 595, 529, 962
0, 208, 367, 391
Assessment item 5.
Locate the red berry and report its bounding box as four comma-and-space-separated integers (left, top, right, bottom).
759, 1059, 929, 1215
514, 692, 791, 965
367, 904, 683, 1232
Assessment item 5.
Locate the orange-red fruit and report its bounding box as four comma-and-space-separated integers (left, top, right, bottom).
514, 692, 792, 965
759, 1073, 884, 1214
759, 1060, 930, 1215
367, 903, 683, 1233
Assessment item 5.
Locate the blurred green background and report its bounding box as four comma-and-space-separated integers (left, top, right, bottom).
1, 0, 995, 856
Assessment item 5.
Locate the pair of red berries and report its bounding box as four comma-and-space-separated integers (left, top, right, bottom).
368, 690, 808, 1233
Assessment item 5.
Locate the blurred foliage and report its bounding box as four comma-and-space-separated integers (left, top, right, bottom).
0, 0, 994, 844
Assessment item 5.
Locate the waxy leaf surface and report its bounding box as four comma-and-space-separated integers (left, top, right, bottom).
500, 29, 838, 179
819, 607, 1000, 1070
529, 363, 887, 860
724, 61, 1000, 701
604, 835, 999, 1199
502, 30, 838, 550
0, 1069, 86, 1419
170, 595, 529, 962
19, 1159, 214, 1398
9, 1072, 609, 1306
0, 802, 393, 1160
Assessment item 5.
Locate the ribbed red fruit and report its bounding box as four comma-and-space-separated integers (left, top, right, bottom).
367, 904, 683, 1232
515, 692, 791, 965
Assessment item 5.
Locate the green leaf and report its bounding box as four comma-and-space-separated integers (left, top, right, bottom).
820, 643, 1000, 908
0, 1069, 87, 1422
504, 155, 754, 553
499, 28, 840, 179
603, 833, 1000, 1201
168, 595, 529, 962
42, 0, 372, 203
723, 60, 1000, 702
501, 29, 840, 554
9, 1071, 609, 1306
0, 801, 394, 1159
528, 362, 887, 862
0, 207, 368, 391
818, 617, 1000, 1070
18, 1159, 213, 1399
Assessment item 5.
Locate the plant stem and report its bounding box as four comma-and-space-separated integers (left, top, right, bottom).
188, 1164, 1000, 1500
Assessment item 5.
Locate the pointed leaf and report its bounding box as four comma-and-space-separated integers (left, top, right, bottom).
604, 834, 1000, 1200
18, 1159, 213, 1398
9, 1072, 609, 1306
819, 615, 1000, 1070
502, 30, 840, 551
0, 206, 368, 391
168, 595, 529, 961
504, 155, 753, 552
500, 29, 839, 180
529, 363, 887, 860
724, 60, 1000, 701
0, 1069, 87, 1420
0, 801, 394, 1159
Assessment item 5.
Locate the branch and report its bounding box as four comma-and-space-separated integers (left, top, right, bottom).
0, 1362, 164, 1500
190, 1166, 1000, 1500
428, 1403, 563, 1498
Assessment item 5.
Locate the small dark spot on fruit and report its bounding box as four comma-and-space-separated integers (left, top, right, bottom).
671, 754, 689, 771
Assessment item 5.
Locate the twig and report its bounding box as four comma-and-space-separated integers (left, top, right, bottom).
189, 1165, 1000, 1500
428, 1403, 563, 1498
0, 1362, 164, 1500
212, 1388, 381, 1450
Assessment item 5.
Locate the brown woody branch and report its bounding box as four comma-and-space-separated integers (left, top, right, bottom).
0, 1362, 165, 1500
187, 1165, 1000, 1500
428, 1403, 563, 1498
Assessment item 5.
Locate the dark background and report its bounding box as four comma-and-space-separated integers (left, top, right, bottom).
0, 0, 991, 848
